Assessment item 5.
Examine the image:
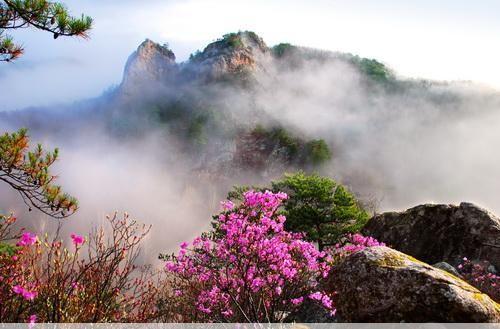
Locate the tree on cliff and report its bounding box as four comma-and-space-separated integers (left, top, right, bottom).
0, 0, 92, 62
0, 129, 77, 218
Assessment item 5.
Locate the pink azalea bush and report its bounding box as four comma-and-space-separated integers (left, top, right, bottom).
457, 257, 499, 302
0, 227, 40, 323
164, 190, 334, 322
0, 213, 161, 322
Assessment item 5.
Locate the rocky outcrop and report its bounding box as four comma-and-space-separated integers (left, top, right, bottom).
121, 39, 177, 94
329, 246, 500, 322
184, 31, 271, 81
362, 202, 500, 269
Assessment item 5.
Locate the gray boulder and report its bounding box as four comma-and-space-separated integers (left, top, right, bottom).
362, 202, 500, 268
329, 246, 500, 322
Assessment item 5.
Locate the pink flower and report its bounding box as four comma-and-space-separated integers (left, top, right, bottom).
12, 285, 24, 295
12, 285, 37, 301
180, 241, 189, 249
309, 292, 323, 301
221, 200, 235, 211
22, 290, 37, 301
28, 314, 37, 326
197, 305, 212, 314
17, 232, 37, 246
221, 309, 233, 317
70, 233, 85, 246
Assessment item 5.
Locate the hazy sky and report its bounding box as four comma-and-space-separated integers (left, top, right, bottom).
1, 0, 499, 111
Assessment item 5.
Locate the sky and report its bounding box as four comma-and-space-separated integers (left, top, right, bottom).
1, 0, 500, 111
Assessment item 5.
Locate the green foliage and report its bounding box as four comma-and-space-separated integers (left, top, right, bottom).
348, 55, 393, 83
305, 139, 331, 165
260, 126, 300, 158
221, 32, 244, 48
218, 31, 261, 49
187, 113, 209, 145
188, 49, 203, 62
0, 0, 92, 61
359, 58, 391, 82
0, 32, 22, 61
245, 125, 331, 167
228, 172, 368, 250
272, 43, 295, 58
0, 128, 78, 218
0, 242, 17, 256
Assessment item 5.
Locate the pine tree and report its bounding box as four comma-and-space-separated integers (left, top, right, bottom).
0, 128, 77, 218
0, 0, 92, 61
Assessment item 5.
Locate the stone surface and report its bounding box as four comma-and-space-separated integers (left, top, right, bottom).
329, 246, 500, 322
121, 39, 177, 93
362, 202, 500, 268
186, 31, 271, 81
433, 261, 461, 277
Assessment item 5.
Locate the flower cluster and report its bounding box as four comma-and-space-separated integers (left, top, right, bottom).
0, 231, 41, 323
457, 257, 499, 302
17, 232, 37, 246
328, 233, 385, 262
165, 190, 334, 322
70, 233, 85, 246
12, 284, 38, 301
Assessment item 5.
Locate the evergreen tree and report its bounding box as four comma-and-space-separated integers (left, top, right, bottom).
0, 0, 92, 61
0, 128, 77, 218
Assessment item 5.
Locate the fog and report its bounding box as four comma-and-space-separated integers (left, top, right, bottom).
1, 43, 500, 265
251, 57, 500, 214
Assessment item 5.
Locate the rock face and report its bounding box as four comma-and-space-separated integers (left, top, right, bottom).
330, 246, 500, 322
185, 31, 271, 81
121, 39, 177, 93
120, 32, 271, 96
433, 261, 461, 277
362, 202, 500, 269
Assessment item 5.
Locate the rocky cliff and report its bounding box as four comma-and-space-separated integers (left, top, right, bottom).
184, 31, 271, 82
121, 39, 177, 95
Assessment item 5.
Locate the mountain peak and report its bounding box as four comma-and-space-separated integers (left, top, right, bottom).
203, 31, 268, 55
187, 31, 270, 81
121, 39, 177, 94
